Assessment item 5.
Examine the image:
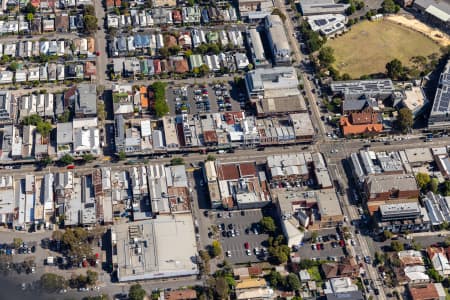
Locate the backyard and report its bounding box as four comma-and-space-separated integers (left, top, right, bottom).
326, 20, 442, 78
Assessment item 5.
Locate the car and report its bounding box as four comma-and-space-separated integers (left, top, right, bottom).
222, 231, 226, 238
374, 288, 379, 295
339, 240, 345, 247
253, 228, 259, 235
316, 243, 321, 250
208, 232, 213, 238
311, 244, 316, 250
228, 224, 233, 230
331, 242, 337, 248
226, 250, 231, 257
245, 228, 250, 234
320, 243, 324, 250
363, 279, 369, 286
246, 249, 252, 256
240, 211, 245, 216
220, 223, 225, 230
254, 247, 260, 255
203, 210, 209, 217
244, 242, 249, 249
350, 239, 356, 246
67, 165, 75, 169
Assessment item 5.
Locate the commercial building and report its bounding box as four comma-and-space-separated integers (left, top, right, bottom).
246, 28, 269, 68
408, 283, 446, 300
429, 59, 450, 129
402, 86, 427, 118
264, 15, 291, 65
413, 0, 450, 32
331, 79, 395, 100
111, 215, 199, 282
423, 191, 450, 226
364, 174, 419, 214
299, 0, 350, 16
307, 14, 347, 37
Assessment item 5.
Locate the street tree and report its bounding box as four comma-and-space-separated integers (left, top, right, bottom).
211, 240, 222, 258
129, 284, 146, 300
60, 154, 74, 166
397, 107, 413, 133
260, 216, 276, 233
416, 172, 431, 190
391, 240, 404, 252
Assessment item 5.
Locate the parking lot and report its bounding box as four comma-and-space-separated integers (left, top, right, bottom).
166, 82, 243, 115
294, 229, 349, 262
213, 209, 269, 264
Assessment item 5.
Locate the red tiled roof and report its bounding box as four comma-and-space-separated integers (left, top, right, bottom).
239, 162, 256, 177
409, 283, 439, 300
84, 61, 96, 77
248, 266, 263, 277
164, 35, 178, 48
203, 130, 218, 143
173, 58, 189, 74
106, 0, 114, 7
172, 10, 182, 22
164, 289, 197, 300
217, 164, 239, 180
153, 59, 161, 74
31, 0, 40, 7
340, 116, 383, 136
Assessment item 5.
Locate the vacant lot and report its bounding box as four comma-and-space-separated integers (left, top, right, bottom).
327, 20, 441, 78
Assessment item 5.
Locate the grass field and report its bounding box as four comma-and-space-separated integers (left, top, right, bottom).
326, 20, 441, 78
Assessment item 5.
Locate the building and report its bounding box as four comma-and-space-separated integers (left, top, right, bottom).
364, 174, 419, 214
427, 247, 450, 276
324, 277, 358, 294
331, 79, 395, 100
246, 28, 269, 68
238, 0, 273, 18
0, 91, 12, 121
289, 113, 315, 141
111, 215, 199, 282
325, 291, 364, 300
307, 14, 347, 37
402, 86, 427, 118
423, 191, 450, 226
299, 0, 350, 16
74, 84, 97, 118
408, 283, 447, 300
264, 15, 291, 65
163, 289, 197, 300
413, 0, 450, 32
429, 59, 450, 129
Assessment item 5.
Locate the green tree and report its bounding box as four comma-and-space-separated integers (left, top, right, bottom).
260, 216, 276, 233
427, 268, 443, 282
211, 240, 222, 258
26, 13, 34, 22
267, 270, 283, 287
206, 154, 216, 161
159, 47, 169, 57
82, 153, 95, 163
391, 240, 404, 252
383, 230, 393, 240
416, 172, 431, 190
443, 180, 450, 196
8, 61, 18, 72
247, 63, 254, 70
39, 156, 53, 166
58, 109, 71, 122
129, 284, 146, 300
382, 0, 400, 13
170, 157, 184, 165
13, 237, 23, 249
23, 114, 42, 125
118, 150, 126, 161
84, 4, 95, 15
386, 58, 404, 80
397, 107, 413, 133
430, 178, 439, 194
310, 231, 318, 242
40, 273, 67, 293
84, 15, 98, 34
286, 273, 301, 291
86, 270, 98, 286
36, 120, 53, 137
271, 8, 286, 22
97, 102, 106, 122
60, 153, 74, 166
318, 47, 335, 67
21, 2, 36, 14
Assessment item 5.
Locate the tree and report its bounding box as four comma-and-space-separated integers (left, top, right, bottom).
52, 230, 63, 241
84, 4, 95, 16
271, 8, 286, 22
211, 240, 222, 258
159, 46, 169, 57
318, 47, 335, 67
386, 59, 404, 80
214, 277, 229, 299
58, 109, 71, 122
82, 153, 95, 163
13, 237, 23, 249
84, 15, 98, 34
26, 13, 34, 22
247, 63, 254, 70
39, 156, 53, 166
416, 172, 431, 190
36, 120, 53, 137
427, 268, 443, 282
397, 107, 413, 133
118, 150, 126, 161
311, 231, 318, 242
23, 114, 42, 125
443, 180, 450, 196
430, 178, 439, 194
383, 230, 393, 240
21, 2, 36, 14
97, 102, 106, 122
267, 270, 283, 287
260, 216, 276, 233
206, 154, 216, 161
286, 273, 301, 291
60, 153, 74, 166
8, 61, 18, 72
129, 284, 146, 300
382, 0, 400, 13
86, 270, 98, 286
40, 273, 66, 293
391, 240, 404, 252
170, 157, 184, 165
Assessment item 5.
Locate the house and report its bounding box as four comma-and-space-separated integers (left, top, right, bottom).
178, 32, 192, 49
408, 283, 446, 300
321, 258, 359, 279
427, 247, 450, 276
182, 6, 201, 23
189, 54, 204, 70
171, 57, 189, 74
74, 84, 97, 118
55, 13, 69, 32
339, 110, 383, 136
234, 52, 250, 69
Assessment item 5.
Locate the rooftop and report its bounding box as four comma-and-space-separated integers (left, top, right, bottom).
366, 174, 418, 194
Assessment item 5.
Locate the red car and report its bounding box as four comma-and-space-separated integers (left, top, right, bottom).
316, 243, 321, 250
244, 242, 249, 249
339, 240, 345, 247
67, 165, 75, 169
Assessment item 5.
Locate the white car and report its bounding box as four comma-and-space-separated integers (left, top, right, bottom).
246, 249, 252, 256
350, 239, 356, 246
226, 250, 231, 257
